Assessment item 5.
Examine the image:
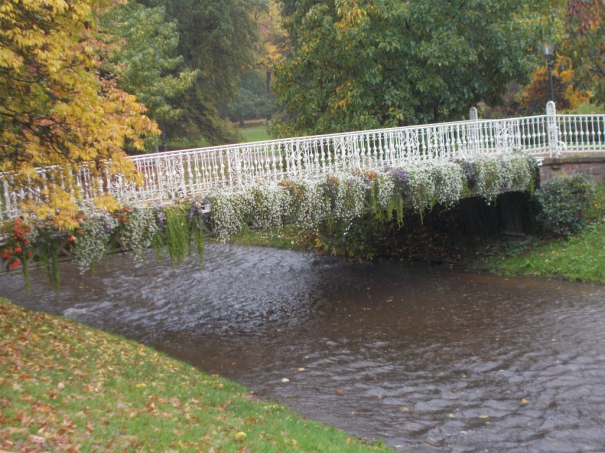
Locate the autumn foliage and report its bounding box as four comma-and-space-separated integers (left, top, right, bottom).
0, 0, 158, 230
565, 0, 605, 105
516, 58, 590, 115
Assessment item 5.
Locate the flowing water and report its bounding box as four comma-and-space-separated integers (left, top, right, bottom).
2, 244, 605, 452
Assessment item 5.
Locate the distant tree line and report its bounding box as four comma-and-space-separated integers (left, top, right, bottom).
2, 0, 604, 227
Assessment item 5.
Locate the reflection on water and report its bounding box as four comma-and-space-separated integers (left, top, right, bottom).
2, 244, 605, 453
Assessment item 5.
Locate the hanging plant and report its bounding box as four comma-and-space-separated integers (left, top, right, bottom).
471, 155, 503, 204
164, 205, 191, 266
152, 205, 167, 260
34, 226, 65, 296
371, 171, 395, 211
188, 199, 209, 263
332, 172, 365, 223
0, 219, 34, 291
407, 165, 437, 211
119, 207, 158, 261
72, 213, 117, 274
432, 161, 464, 207
503, 154, 535, 192
294, 178, 330, 230
250, 184, 289, 230
207, 190, 253, 242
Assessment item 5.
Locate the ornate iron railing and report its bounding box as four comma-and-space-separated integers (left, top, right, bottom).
2, 102, 604, 220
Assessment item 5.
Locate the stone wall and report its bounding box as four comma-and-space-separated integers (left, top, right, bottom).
539, 154, 605, 185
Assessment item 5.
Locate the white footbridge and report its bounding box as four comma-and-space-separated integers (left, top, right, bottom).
2, 102, 605, 220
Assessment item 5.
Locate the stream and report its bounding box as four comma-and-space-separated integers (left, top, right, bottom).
2, 243, 605, 452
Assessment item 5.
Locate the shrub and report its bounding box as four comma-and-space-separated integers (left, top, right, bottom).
536, 175, 594, 237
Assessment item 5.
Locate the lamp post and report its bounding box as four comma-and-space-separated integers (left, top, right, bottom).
543, 43, 555, 102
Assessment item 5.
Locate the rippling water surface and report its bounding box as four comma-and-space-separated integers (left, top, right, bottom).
2, 244, 605, 452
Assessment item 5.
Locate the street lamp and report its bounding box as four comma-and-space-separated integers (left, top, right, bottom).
543, 43, 555, 102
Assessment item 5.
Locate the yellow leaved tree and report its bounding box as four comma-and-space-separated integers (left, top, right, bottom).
0, 0, 158, 230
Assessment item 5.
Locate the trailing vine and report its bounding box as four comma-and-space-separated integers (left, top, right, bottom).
188, 199, 208, 263
164, 205, 191, 267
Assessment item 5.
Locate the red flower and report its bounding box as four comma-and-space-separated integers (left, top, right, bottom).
68, 236, 75, 242
14, 247, 22, 254
9, 260, 20, 269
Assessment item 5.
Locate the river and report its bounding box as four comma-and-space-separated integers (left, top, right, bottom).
2, 243, 605, 452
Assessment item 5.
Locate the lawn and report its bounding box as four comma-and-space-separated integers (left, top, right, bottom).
474, 182, 605, 283
167, 125, 272, 151
0, 298, 393, 453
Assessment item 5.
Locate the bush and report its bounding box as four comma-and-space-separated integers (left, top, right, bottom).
536, 175, 594, 237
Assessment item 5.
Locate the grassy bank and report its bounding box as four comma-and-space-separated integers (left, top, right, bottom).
473, 221, 605, 282
474, 182, 605, 282
473, 184, 605, 283
0, 298, 392, 452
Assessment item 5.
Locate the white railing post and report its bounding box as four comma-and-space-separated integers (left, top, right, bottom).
469, 107, 479, 157
546, 101, 560, 157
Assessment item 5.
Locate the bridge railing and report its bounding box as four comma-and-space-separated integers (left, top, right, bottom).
2, 102, 604, 220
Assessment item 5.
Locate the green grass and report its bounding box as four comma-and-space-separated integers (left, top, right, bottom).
167, 126, 271, 151
168, 136, 211, 149
228, 224, 311, 252
0, 298, 394, 452
475, 182, 605, 283
240, 128, 272, 143
479, 221, 605, 282
561, 102, 605, 115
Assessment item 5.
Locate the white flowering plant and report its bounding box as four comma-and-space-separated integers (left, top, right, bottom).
72, 212, 117, 274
